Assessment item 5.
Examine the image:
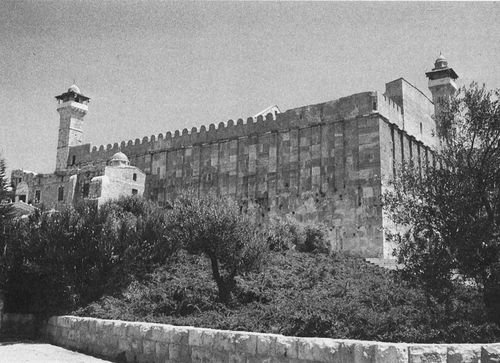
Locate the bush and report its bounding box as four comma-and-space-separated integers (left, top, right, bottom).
264, 217, 330, 254
0, 196, 175, 316
76, 250, 500, 343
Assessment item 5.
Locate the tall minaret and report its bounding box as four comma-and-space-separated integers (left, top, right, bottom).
54, 85, 90, 172
425, 54, 459, 118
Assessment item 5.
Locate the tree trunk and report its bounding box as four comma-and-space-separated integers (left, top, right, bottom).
208, 254, 235, 304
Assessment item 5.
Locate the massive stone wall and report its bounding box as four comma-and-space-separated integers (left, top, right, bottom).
68, 92, 387, 256
61, 85, 436, 258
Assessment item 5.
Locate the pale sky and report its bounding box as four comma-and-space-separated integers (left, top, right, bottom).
1, 1, 499, 176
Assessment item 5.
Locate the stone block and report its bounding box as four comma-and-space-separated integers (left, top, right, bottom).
111, 321, 126, 339
143, 339, 156, 358
447, 344, 481, 363
150, 325, 169, 342
118, 336, 130, 352
353, 341, 376, 362
210, 349, 230, 363
101, 335, 120, 358
374, 343, 407, 363
408, 344, 447, 363
228, 351, 247, 363
191, 346, 212, 363
155, 341, 168, 363
57, 316, 73, 328
168, 343, 192, 362
297, 337, 344, 361
87, 319, 97, 335
130, 337, 143, 357
257, 334, 277, 356
233, 332, 257, 355
126, 322, 143, 339
189, 328, 204, 347
274, 335, 298, 359
170, 326, 189, 345
201, 329, 216, 347
482, 344, 500, 363
214, 330, 235, 352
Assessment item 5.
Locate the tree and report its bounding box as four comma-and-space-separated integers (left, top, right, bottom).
0, 157, 13, 233
384, 84, 500, 323
169, 194, 265, 304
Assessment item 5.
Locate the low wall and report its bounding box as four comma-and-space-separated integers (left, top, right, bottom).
44, 315, 500, 363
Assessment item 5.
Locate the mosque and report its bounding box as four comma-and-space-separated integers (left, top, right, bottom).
10, 56, 458, 258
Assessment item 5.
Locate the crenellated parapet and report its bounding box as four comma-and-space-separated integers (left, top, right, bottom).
84, 91, 379, 167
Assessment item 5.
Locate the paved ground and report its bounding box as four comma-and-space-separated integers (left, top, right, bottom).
0, 341, 112, 363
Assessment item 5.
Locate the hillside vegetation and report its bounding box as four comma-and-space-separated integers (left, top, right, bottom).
0, 195, 499, 343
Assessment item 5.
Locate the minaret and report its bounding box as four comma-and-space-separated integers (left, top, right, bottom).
425, 54, 459, 118
54, 85, 90, 172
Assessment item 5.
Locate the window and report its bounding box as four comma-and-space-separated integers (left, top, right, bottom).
18, 195, 26, 203
71, 155, 76, 166
133, 173, 137, 181
35, 190, 41, 203
58, 186, 64, 201
132, 189, 138, 195
420, 122, 423, 135
82, 183, 90, 198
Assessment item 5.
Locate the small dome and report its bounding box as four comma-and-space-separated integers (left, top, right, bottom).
68, 84, 81, 94
434, 53, 448, 69
109, 152, 130, 166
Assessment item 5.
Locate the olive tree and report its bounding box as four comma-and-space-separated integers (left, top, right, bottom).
169, 193, 265, 304
384, 84, 500, 322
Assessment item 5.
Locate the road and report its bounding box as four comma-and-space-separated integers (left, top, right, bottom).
0, 341, 112, 363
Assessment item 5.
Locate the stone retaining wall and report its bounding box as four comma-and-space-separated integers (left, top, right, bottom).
44, 315, 500, 363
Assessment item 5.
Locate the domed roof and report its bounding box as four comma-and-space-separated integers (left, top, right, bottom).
110, 152, 129, 163
68, 84, 81, 94
434, 53, 448, 69
436, 53, 446, 62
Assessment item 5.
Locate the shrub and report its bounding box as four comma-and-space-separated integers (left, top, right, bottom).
0, 196, 175, 316
264, 217, 330, 254
77, 250, 500, 343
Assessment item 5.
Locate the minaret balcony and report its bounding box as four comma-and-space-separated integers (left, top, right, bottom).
428, 77, 457, 91
56, 101, 89, 113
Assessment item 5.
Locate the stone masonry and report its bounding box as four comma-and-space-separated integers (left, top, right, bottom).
11, 57, 459, 258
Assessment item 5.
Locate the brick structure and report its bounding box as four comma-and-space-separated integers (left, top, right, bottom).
11, 57, 459, 258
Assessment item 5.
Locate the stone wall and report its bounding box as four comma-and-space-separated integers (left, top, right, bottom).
1, 314, 499, 362
42, 316, 500, 363
65, 92, 389, 257
12, 83, 438, 258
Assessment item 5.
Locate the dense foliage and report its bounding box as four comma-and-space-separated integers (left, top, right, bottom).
384, 84, 500, 324
75, 251, 499, 343
0, 194, 268, 314
0, 197, 171, 315
0, 157, 13, 228
1, 177, 499, 342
